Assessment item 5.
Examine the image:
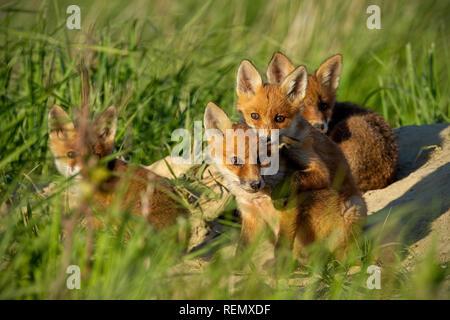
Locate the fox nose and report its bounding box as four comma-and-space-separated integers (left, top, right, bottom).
313, 122, 325, 131
250, 180, 262, 191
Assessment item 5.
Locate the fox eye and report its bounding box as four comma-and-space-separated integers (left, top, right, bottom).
230, 156, 243, 166
274, 115, 285, 123
67, 151, 76, 159
250, 113, 260, 120
318, 102, 329, 111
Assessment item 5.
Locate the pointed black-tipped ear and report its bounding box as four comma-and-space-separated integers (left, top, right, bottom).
315, 54, 342, 92
267, 52, 295, 84
96, 106, 117, 144
204, 102, 232, 134
48, 104, 75, 138
236, 60, 263, 98
280, 65, 308, 104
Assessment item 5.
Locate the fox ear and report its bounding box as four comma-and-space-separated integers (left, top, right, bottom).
267, 52, 295, 84
96, 106, 117, 145
315, 54, 342, 92
236, 60, 263, 98
280, 65, 308, 104
204, 102, 232, 134
48, 105, 74, 138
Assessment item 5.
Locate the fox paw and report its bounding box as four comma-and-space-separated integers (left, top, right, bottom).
279, 135, 299, 149
342, 195, 367, 224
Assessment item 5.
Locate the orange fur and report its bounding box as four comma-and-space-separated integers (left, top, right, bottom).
277, 115, 361, 199
266, 53, 398, 191
204, 102, 366, 260
48, 105, 187, 229
235, 61, 359, 198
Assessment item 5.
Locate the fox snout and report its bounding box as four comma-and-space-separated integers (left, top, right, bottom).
311, 121, 328, 133
242, 179, 263, 192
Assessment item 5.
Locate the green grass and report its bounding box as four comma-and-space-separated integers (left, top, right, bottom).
0, 0, 449, 299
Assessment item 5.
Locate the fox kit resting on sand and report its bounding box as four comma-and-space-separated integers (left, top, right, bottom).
48, 105, 187, 230
266, 52, 398, 191
203, 102, 365, 259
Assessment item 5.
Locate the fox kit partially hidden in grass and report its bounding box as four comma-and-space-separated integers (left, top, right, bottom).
265, 52, 398, 191
204, 102, 366, 260
48, 104, 187, 230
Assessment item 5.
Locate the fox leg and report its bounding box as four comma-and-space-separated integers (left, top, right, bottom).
271, 207, 300, 269
279, 137, 330, 191
341, 194, 367, 247
236, 211, 267, 254
293, 158, 330, 191
342, 195, 367, 223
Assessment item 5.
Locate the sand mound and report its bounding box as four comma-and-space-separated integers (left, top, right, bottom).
364, 123, 450, 263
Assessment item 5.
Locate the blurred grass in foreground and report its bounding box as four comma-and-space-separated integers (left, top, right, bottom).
0, 0, 449, 299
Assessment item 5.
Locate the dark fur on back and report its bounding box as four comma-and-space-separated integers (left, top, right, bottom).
328, 102, 398, 191
265, 52, 399, 191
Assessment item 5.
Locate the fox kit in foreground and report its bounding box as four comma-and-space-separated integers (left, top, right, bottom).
266, 52, 398, 191
235, 60, 364, 207
48, 105, 187, 230
204, 102, 366, 260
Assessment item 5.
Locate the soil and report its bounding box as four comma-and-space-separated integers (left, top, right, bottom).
364, 123, 450, 265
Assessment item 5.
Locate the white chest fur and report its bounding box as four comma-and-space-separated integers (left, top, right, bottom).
235, 192, 280, 237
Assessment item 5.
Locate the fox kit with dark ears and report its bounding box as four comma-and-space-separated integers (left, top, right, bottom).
48, 105, 187, 230
204, 102, 365, 260
236, 59, 361, 199
266, 52, 398, 191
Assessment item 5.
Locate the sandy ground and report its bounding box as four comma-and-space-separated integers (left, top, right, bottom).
364, 123, 450, 264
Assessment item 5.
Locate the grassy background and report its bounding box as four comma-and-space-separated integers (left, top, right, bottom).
0, 0, 449, 299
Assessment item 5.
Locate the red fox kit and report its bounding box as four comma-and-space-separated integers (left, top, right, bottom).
48, 104, 187, 230
203, 102, 366, 259
266, 52, 398, 191
235, 59, 362, 200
